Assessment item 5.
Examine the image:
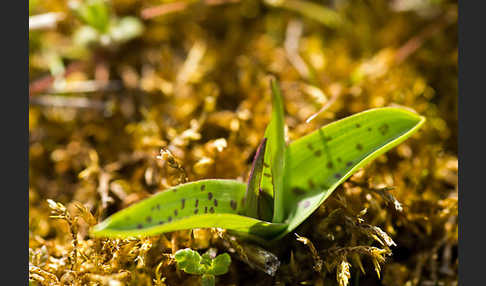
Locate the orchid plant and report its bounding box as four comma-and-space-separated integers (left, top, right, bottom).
91, 80, 425, 243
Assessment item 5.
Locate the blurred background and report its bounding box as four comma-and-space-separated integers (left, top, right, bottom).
29, 0, 457, 285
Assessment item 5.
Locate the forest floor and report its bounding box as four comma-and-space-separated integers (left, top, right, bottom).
29, 0, 457, 285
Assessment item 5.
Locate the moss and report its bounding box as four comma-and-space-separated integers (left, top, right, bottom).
29, 0, 457, 285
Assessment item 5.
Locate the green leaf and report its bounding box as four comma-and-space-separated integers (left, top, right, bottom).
261, 79, 287, 223
244, 138, 268, 219
90, 179, 287, 239
73, 0, 111, 33
277, 107, 425, 239
174, 248, 230, 283
175, 248, 206, 275
207, 253, 232, 275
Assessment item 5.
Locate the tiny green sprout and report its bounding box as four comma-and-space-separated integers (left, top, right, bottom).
70, 0, 143, 48
174, 248, 231, 286
91, 79, 425, 244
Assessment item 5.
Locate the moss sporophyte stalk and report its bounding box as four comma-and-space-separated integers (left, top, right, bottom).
90, 80, 425, 242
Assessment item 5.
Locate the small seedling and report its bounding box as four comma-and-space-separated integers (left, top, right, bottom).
91, 80, 425, 242
174, 248, 231, 286
70, 0, 143, 48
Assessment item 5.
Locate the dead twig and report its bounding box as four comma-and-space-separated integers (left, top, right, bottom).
395, 8, 456, 64
29, 95, 108, 110
285, 19, 311, 80
295, 233, 323, 272
141, 0, 240, 19
98, 172, 114, 211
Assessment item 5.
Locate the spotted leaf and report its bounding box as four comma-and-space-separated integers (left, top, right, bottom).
276, 107, 425, 239
90, 179, 287, 240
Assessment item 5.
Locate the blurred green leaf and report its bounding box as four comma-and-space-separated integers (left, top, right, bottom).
72, 0, 111, 33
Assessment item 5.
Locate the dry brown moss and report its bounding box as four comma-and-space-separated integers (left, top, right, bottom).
29, 0, 457, 285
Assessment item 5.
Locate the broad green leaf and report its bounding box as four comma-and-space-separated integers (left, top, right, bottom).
175, 248, 206, 275
261, 79, 287, 223
206, 253, 231, 275
90, 179, 287, 239
244, 138, 267, 219
276, 107, 425, 239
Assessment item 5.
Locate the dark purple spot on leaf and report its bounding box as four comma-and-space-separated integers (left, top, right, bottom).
327, 162, 334, 169
214, 199, 218, 206
201, 184, 206, 191
230, 200, 237, 210
194, 209, 199, 214
204, 206, 208, 213
356, 143, 363, 151
314, 150, 322, 157
158, 221, 164, 225
320, 184, 330, 190
292, 187, 306, 195
195, 199, 199, 207
346, 161, 353, 167
168, 216, 172, 222
379, 123, 389, 135
137, 224, 143, 229
146, 216, 152, 223
208, 192, 213, 200
174, 209, 178, 216
308, 179, 315, 189
356, 123, 361, 128
334, 173, 342, 179
209, 207, 215, 213
307, 143, 314, 150
181, 199, 185, 209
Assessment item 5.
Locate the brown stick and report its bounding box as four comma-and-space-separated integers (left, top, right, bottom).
141, 0, 240, 19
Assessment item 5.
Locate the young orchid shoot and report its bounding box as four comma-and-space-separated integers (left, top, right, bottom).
91, 80, 425, 242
